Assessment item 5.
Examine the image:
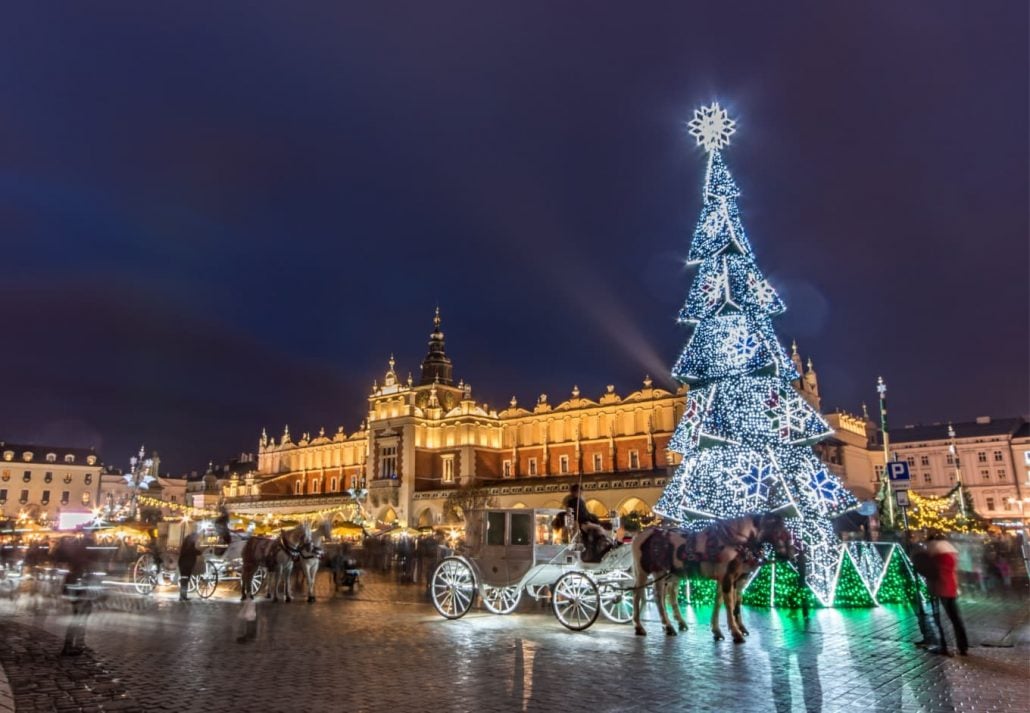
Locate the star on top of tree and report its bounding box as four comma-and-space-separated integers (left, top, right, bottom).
687, 102, 736, 152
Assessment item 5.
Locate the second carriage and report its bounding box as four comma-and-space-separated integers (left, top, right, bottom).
430, 508, 634, 630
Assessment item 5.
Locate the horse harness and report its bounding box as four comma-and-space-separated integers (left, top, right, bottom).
641, 524, 765, 577
279, 531, 311, 563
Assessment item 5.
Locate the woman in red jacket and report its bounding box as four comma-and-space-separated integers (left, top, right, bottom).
926, 531, 969, 656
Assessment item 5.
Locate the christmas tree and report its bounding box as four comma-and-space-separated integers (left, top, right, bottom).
654, 102, 858, 604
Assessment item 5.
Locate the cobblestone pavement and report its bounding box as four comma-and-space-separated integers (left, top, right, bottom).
1, 574, 1027, 713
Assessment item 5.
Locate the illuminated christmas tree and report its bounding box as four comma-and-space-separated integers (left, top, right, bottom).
654, 103, 858, 604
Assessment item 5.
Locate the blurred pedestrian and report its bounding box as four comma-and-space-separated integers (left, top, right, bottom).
926, 532, 969, 656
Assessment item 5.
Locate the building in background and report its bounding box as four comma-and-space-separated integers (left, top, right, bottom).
0, 442, 102, 523
885, 416, 1029, 529
230, 311, 876, 527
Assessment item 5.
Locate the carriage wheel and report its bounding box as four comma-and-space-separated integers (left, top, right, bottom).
193, 562, 219, 599
249, 566, 267, 597
481, 584, 522, 615
431, 558, 476, 619
598, 570, 635, 624
552, 572, 600, 631
132, 554, 158, 595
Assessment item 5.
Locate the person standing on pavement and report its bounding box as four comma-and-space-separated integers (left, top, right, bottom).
926, 531, 970, 656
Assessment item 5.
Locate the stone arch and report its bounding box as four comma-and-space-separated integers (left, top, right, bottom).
511, 502, 528, 509
378, 506, 398, 524
416, 507, 434, 528
584, 498, 609, 518
542, 499, 562, 509
616, 497, 652, 516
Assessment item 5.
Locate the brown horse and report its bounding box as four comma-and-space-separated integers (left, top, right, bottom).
631, 514, 795, 642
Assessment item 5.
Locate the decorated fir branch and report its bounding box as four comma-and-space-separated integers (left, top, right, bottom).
655, 102, 859, 605
906, 489, 988, 534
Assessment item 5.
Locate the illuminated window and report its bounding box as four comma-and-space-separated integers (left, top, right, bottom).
22, 452, 33, 462
629, 450, 640, 470
559, 455, 569, 474
81, 492, 90, 505
46, 453, 56, 463
593, 453, 603, 472
528, 458, 538, 476
379, 446, 397, 480
502, 460, 512, 478
64, 454, 75, 464
441, 456, 455, 484
2, 451, 11, 462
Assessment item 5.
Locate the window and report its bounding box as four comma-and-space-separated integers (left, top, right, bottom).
510, 513, 532, 546
84, 474, 92, 485
41, 490, 50, 504
948, 471, 956, 483
20, 490, 29, 504
81, 492, 90, 505
923, 472, 933, 484
46, 453, 56, 463
60, 491, 69, 505
64, 454, 75, 464
295, 480, 303, 495
997, 469, 1007, 481
486, 512, 506, 546
330, 477, 338, 492
905, 456, 916, 466
442, 456, 455, 484
980, 469, 990, 481
528, 458, 538, 476
311, 479, 320, 494
920, 455, 930, 466
946, 453, 955, 465
559, 455, 569, 474
502, 460, 512, 478
379, 446, 397, 480
86, 455, 96, 466
874, 465, 884, 479
977, 452, 987, 463
0, 489, 6, 502
22, 452, 33, 462
629, 450, 640, 470
2, 451, 11, 461
22, 471, 31, 483
1004, 499, 1013, 511
44, 472, 52, 483
986, 497, 995, 511
993, 450, 1004, 462
1, 470, 8, 482
63, 474, 72, 484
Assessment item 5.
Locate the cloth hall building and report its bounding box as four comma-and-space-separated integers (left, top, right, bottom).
227, 311, 879, 527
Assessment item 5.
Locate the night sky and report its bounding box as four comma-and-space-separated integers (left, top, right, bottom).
1, 2, 1026, 475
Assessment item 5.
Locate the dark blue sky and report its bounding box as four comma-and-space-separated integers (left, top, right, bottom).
1, 2, 1026, 474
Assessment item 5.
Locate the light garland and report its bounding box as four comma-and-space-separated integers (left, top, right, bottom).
655, 104, 859, 605
906, 490, 987, 534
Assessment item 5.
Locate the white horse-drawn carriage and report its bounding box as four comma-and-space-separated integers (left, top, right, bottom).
430, 507, 634, 630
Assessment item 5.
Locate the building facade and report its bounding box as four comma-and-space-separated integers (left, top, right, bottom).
229, 311, 877, 525
0, 442, 103, 522
884, 417, 1030, 529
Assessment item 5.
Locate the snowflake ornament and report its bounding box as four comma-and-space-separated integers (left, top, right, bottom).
702, 208, 725, 238
688, 102, 736, 153
809, 468, 840, 506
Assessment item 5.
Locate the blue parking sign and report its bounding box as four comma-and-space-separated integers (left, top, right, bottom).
887, 461, 910, 482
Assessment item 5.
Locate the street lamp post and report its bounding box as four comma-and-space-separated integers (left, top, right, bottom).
877, 377, 895, 528
126, 446, 156, 521
947, 423, 967, 519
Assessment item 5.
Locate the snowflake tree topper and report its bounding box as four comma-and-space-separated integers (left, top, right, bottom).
688, 102, 736, 153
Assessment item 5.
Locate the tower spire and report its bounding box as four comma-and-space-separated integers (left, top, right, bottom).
419, 307, 454, 385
